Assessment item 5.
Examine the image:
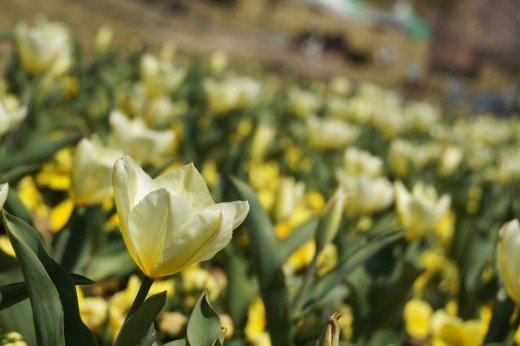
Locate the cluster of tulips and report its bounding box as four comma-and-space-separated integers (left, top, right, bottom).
1, 17, 520, 346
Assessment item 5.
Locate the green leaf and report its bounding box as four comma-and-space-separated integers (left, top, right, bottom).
4, 187, 32, 226
0, 267, 36, 345
187, 291, 222, 346
2, 211, 97, 346
0, 273, 94, 311
163, 340, 187, 346
84, 237, 136, 281
0, 163, 39, 184
224, 245, 255, 333
2, 212, 65, 346
0, 282, 27, 310
279, 217, 319, 262
231, 177, 291, 346
0, 133, 81, 173
55, 206, 102, 272
114, 291, 166, 346
300, 229, 406, 316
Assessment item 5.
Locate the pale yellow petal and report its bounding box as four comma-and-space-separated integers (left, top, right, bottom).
153, 209, 222, 277
155, 163, 214, 210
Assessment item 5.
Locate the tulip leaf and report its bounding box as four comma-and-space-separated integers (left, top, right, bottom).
0, 282, 28, 310
2, 211, 65, 346
0, 273, 94, 311
299, 228, 406, 316
114, 291, 166, 346
0, 266, 36, 346
84, 237, 136, 281
0, 163, 39, 184
163, 340, 187, 346
186, 291, 222, 346
4, 187, 33, 226
0, 133, 81, 173
279, 217, 319, 262
225, 245, 255, 333
231, 177, 291, 346
484, 288, 515, 343
55, 206, 102, 272
2, 211, 98, 346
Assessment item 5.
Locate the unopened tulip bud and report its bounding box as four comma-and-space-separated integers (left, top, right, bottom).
316, 312, 341, 346
94, 25, 113, 55
316, 187, 346, 249
497, 219, 520, 305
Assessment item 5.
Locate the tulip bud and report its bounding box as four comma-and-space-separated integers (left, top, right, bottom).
315, 187, 346, 249
0, 183, 8, 210
94, 25, 113, 55
497, 219, 520, 305
438, 146, 463, 177
316, 312, 341, 346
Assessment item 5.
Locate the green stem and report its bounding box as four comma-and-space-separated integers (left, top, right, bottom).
292, 245, 322, 318
125, 275, 155, 321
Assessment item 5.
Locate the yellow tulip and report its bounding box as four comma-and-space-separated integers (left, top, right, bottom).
15, 17, 72, 76
71, 137, 123, 206
0, 95, 27, 138
112, 156, 249, 278
497, 219, 520, 305
109, 110, 175, 165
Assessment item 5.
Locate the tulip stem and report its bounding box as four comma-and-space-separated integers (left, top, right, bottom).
292, 245, 321, 318
125, 275, 155, 321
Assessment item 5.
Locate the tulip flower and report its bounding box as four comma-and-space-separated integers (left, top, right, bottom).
15, 17, 72, 76
0, 95, 27, 138
0, 183, 8, 210
307, 116, 360, 150
497, 219, 520, 306
140, 53, 186, 98
71, 137, 123, 206
395, 181, 451, 240
109, 110, 175, 164
112, 156, 249, 278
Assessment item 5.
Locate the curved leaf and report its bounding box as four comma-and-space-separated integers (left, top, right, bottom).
2, 212, 65, 346
2, 211, 97, 346
114, 291, 166, 346
187, 291, 221, 346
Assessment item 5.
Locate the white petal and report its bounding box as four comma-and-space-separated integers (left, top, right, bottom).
152, 209, 222, 277
126, 188, 173, 276
113, 155, 157, 215
155, 163, 214, 210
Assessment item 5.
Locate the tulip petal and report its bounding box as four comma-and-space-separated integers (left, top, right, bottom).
152, 209, 223, 277
155, 163, 214, 210
208, 201, 250, 230
113, 156, 157, 218
126, 188, 188, 276
195, 201, 249, 263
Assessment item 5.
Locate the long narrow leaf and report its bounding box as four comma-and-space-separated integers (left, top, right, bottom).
300, 229, 406, 316
231, 177, 291, 346
2, 212, 65, 346
3, 212, 97, 346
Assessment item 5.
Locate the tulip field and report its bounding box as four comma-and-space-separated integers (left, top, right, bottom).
2, 18, 520, 346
